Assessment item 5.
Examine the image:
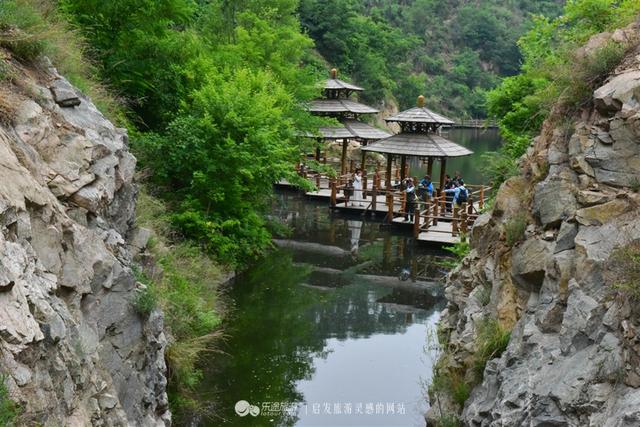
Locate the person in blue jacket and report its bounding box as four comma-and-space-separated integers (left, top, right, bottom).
444, 181, 469, 209
418, 175, 434, 202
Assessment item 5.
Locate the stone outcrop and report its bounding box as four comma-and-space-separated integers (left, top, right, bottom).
0, 54, 169, 426
429, 23, 640, 426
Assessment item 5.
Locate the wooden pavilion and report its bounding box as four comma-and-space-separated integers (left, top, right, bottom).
307, 69, 391, 175
361, 95, 472, 193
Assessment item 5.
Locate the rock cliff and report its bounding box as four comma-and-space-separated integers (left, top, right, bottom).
429, 24, 640, 426
0, 55, 169, 425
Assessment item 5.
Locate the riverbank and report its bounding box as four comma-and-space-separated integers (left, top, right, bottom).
133, 188, 229, 422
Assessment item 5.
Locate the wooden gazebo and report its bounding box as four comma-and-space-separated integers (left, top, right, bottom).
361, 96, 472, 192
307, 69, 391, 175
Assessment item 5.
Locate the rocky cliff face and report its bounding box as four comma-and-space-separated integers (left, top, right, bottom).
0, 56, 169, 425
430, 24, 640, 426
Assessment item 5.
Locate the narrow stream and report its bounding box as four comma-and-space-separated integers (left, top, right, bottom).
199, 128, 501, 427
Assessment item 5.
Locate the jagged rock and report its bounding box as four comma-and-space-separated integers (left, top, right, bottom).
575, 198, 632, 226
554, 221, 578, 253
0, 63, 168, 425
98, 393, 118, 410
577, 189, 613, 206
533, 179, 577, 228
49, 78, 81, 107
593, 70, 640, 114
434, 25, 640, 427
493, 176, 527, 219
511, 239, 552, 291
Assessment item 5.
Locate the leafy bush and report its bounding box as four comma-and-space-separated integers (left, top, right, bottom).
0, 376, 19, 426
504, 213, 527, 247
439, 240, 471, 269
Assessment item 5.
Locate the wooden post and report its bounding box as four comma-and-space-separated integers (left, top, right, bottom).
413, 207, 420, 238
372, 185, 377, 211
315, 174, 321, 189
433, 194, 439, 226
374, 170, 380, 189
452, 205, 459, 236
479, 185, 485, 210
340, 139, 348, 176
323, 152, 327, 164
461, 204, 469, 238
400, 155, 407, 189
386, 193, 394, 223
427, 157, 434, 178
386, 154, 392, 191
330, 179, 337, 207
439, 157, 447, 192
315, 146, 321, 161
360, 149, 367, 174
424, 199, 431, 231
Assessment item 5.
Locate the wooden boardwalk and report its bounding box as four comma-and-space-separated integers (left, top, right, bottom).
277, 176, 488, 245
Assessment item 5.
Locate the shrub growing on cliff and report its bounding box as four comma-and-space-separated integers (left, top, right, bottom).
0, 377, 19, 426
504, 213, 527, 247
608, 241, 640, 301
473, 318, 511, 379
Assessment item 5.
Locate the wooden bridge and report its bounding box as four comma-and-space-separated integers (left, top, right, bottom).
279, 163, 490, 245
450, 118, 498, 129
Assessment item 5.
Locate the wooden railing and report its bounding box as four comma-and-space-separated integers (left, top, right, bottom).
451, 118, 498, 129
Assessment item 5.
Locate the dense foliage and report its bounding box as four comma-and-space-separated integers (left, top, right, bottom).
61, 0, 324, 266
299, 0, 564, 116
484, 0, 640, 186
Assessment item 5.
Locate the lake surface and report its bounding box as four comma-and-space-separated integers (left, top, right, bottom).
199, 128, 501, 427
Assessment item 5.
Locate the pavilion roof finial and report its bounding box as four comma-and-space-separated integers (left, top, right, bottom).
330, 68, 337, 79
417, 95, 425, 108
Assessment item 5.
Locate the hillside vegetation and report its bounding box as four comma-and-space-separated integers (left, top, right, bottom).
484, 0, 640, 186
299, 0, 565, 116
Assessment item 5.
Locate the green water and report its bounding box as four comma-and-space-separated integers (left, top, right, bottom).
199, 129, 502, 427
409, 127, 502, 185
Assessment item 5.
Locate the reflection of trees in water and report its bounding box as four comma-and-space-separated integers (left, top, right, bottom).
201, 250, 443, 426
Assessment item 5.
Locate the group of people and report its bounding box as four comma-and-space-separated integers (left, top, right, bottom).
403, 171, 468, 221
349, 169, 469, 219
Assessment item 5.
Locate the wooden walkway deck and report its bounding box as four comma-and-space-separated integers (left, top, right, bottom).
277, 176, 488, 245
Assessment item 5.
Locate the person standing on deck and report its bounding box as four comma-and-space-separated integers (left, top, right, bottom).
352, 168, 364, 207
444, 181, 469, 209
418, 175, 434, 202
404, 178, 416, 222
443, 174, 455, 213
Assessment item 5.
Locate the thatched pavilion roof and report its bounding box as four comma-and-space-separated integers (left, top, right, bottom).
361, 133, 472, 157
308, 99, 378, 115
385, 107, 454, 125
304, 119, 391, 141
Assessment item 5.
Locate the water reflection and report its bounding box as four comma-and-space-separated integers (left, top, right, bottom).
198, 190, 450, 427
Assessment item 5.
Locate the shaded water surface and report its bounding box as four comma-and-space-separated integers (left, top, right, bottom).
200, 128, 501, 426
